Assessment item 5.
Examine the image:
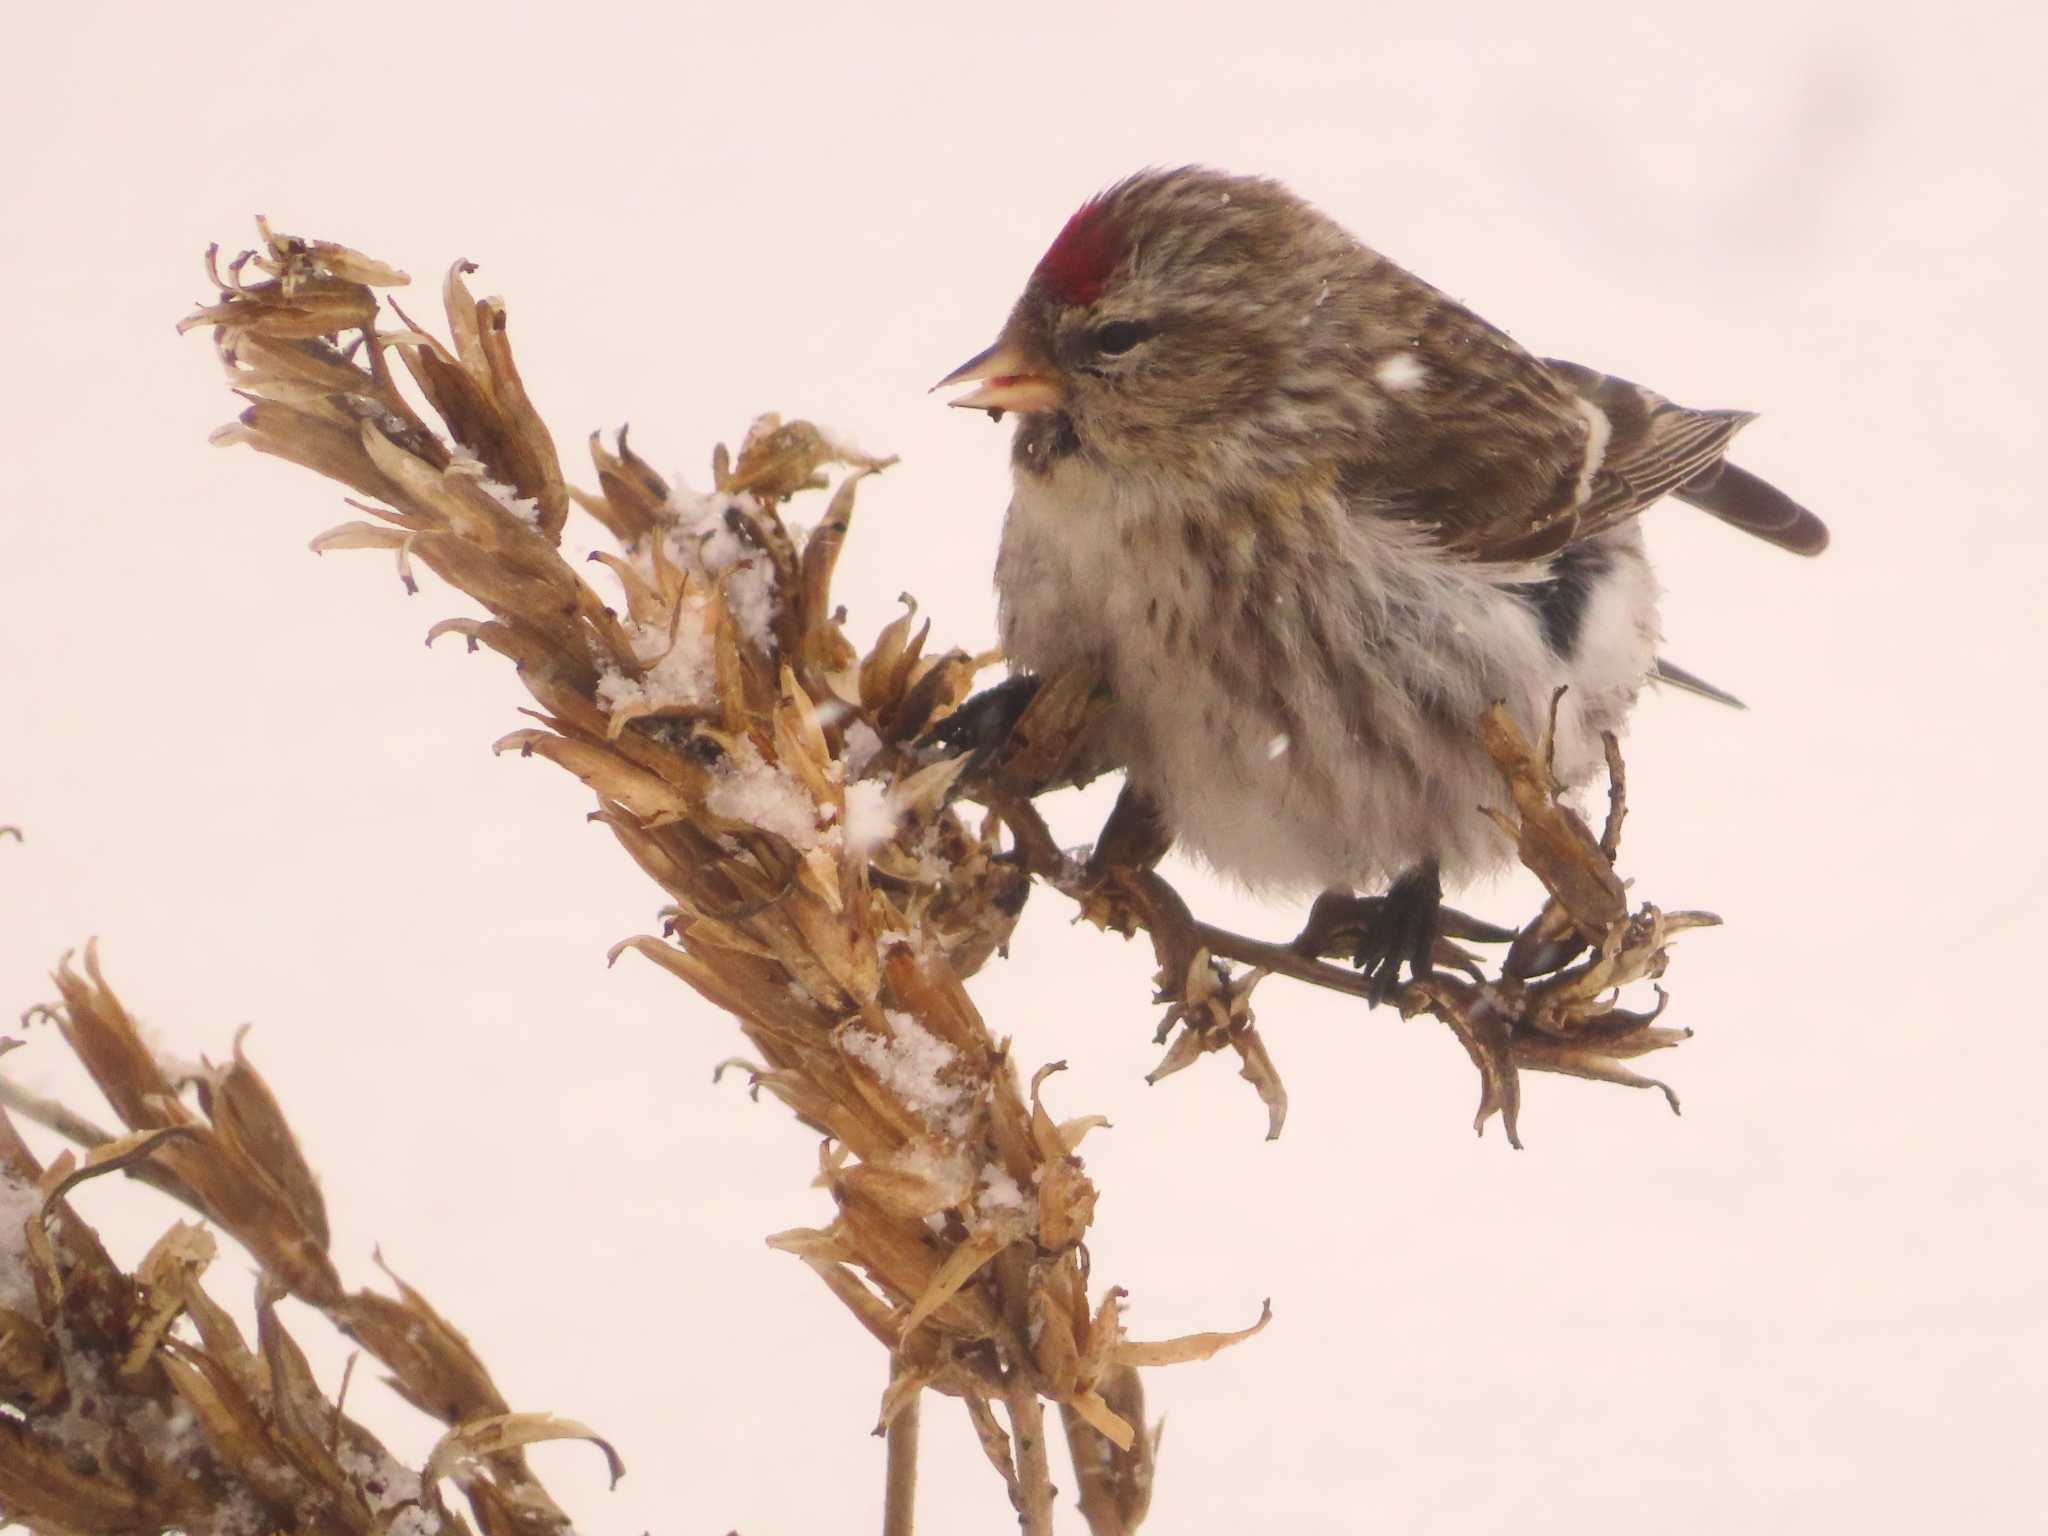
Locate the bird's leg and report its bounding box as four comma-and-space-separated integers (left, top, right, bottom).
1087, 782, 1172, 876
1061, 784, 1174, 941
1345, 861, 1444, 1006
917, 675, 1043, 770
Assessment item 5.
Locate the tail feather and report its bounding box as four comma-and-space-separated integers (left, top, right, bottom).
1674, 461, 1830, 556
1652, 657, 1747, 709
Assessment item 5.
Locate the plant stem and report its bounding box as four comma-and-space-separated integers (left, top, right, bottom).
883, 1384, 920, 1536
0, 1078, 202, 1206
1006, 1371, 1057, 1536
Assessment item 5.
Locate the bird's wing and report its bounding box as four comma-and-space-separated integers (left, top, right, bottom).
1542, 359, 1754, 534
1332, 278, 1827, 561
1351, 292, 1598, 564
1540, 358, 1829, 555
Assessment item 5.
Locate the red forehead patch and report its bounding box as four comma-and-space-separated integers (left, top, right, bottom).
1033, 195, 1124, 307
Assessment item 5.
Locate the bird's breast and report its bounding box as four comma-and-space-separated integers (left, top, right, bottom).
992, 463, 1658, 894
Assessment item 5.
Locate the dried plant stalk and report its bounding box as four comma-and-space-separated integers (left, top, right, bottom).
182, 222, 1276, 1533
881, 1372, 919, 1536
161, 215, 1720, 1531
0, 944, 618, 1536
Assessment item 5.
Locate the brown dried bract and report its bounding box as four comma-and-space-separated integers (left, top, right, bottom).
0, 947, 608, 1535
1399, 707, 1714, 1148
176, 220, 1276, 1534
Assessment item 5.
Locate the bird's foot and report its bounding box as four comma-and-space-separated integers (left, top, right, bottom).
1297, 865, 1469, 1006
1353, 864, 1442, 1005
917, 675, 1043, 772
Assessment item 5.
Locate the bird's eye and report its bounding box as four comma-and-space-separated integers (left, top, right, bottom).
1091, 320, 1152, 356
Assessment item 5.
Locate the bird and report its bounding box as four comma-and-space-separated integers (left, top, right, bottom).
933, 167, 1827, 1000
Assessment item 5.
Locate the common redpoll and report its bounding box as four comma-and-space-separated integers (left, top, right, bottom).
937, 167, 1828, 998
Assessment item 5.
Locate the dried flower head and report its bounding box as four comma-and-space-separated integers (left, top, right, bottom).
179, 219, 1284, 1533
0, 945, 618, 1536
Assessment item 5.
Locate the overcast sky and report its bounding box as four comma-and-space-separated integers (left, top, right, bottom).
3, 2, 2042, 1531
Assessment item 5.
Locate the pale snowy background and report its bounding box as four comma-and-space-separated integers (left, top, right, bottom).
3, 2, 2042, 1531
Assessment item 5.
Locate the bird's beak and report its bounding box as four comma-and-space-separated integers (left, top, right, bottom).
932, 335, 1060, 415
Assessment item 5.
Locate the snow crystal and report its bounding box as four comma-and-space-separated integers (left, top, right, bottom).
707, 743, 825, 850
660, 484, 780, 652
977, 1166, 1027, 1215
1374, 353, 1428, 392
337, 1441, 428, 1518
846, 1013, 969, 1133
444, 450, 543, 529
842, 720, 885, 779
843, 780, 900, 857
131, 1397, 199, 1452
596, 610, 718, 719
904, 819, 950, 884
33, 1323, 212, 1499
590, 482, 810, 728
889, 1141, 974, 1215
480, 477, 543, 529
891, 1140, 948, 1182
210, 1486, 272, 1536
0, 1174, 40, 1316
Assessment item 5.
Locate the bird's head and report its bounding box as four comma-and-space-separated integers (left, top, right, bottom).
937, 167, 1367, 481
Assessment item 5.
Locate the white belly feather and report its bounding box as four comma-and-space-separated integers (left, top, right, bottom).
995, 457, 1660, 894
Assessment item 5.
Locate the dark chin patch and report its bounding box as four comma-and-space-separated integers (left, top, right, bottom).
1012, 411, 1082, 473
